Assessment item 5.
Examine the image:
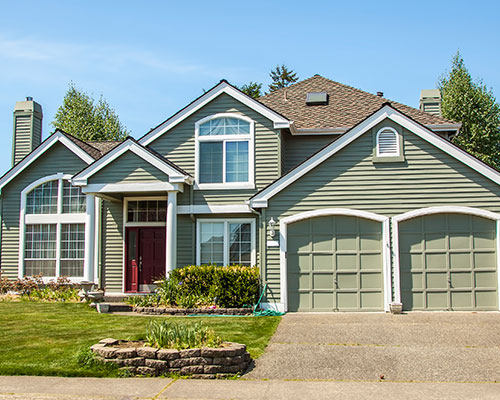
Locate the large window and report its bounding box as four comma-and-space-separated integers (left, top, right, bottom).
127, 200, 167, 223
22, 177, 87, 278
197, 219, 255, 266
196, 115, 254, 189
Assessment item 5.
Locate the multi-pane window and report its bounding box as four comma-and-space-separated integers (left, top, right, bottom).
23, 178, 87, 278
197, 116, 252, 185
127, 200, 167, 223
26, 181, 58, 214
60, 224, 85, 277
24, 224, 57, 276
198, 220, 254, 266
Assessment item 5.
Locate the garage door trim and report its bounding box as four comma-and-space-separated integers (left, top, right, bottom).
392, 206, 500, 310
279, 208, 391, 312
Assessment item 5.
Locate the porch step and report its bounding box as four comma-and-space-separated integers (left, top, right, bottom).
103, 295, 129, 303
106, 302, 133, 312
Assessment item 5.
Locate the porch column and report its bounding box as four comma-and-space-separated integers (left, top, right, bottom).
166, 190, 178, 273
84, 194, 96, 282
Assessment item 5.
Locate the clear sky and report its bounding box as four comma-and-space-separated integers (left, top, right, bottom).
1, 0, 499, 174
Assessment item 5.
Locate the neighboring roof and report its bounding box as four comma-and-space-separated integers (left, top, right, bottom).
59, 133, 123, 160
72, 137, 192, 186
258, 75, 459, 132
139, 80, 290, 146
249, 103, 500, 208
87, 140, 123, 156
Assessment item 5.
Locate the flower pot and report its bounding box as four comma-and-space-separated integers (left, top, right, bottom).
97, 303, 110, 313
389, 302, 403, 314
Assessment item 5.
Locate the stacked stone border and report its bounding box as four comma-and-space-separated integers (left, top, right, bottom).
133, 306, 253, 315
91, 338, 252, 378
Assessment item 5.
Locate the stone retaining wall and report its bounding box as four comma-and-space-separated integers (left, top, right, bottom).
133, 306, 253, 315
91, 338, 251, 378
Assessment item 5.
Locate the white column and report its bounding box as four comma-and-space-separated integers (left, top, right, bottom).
84, 194, 96, 282
166, 191, 177, 274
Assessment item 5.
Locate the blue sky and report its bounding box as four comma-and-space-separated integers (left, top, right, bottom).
1, 0, 499, 174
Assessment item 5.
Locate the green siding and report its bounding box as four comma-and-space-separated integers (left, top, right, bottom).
177, 214, 195, 266
90, 151, 168, 184
0, 142, 89, 279
149, 93, 280, 205
283, 133, 335, 173
264, 118, 500, 303
101, 200, 123, 292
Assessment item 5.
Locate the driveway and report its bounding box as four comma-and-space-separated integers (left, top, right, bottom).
246, 312, 500, 382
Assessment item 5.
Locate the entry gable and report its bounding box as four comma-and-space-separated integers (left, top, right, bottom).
250, 104, 500, 207
72, 138, 193, 189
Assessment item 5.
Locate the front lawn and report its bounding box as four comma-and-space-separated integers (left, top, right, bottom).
0, 302, 280, 377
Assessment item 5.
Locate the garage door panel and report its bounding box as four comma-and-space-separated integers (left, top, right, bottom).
337, 273, 357, 289
360, 254, 381, 270
336, 254, 357, 270
337, 292, 358, 309
360, 272, 381, 289
361, 292, 383, 309
313, 292, 334, 309
313, 273, 334, 290
312, 235, 334, 251
400, 213, 497, 311
337, 235, 357, 251
360, 234, 381, 250
288, 235, 310, 252
312, 254, 334, 271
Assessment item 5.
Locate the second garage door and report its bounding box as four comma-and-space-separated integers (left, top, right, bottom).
287, 215, 384, 312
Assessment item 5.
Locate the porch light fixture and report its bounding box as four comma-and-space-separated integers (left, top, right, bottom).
268, 217, 277, 238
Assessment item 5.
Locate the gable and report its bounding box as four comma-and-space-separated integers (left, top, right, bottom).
266, 120, 500, 216
89, 150, 169, 185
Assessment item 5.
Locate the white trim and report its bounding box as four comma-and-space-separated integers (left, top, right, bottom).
123, 196, 168, 227
250, 105, 500, 207
196, 218, 256, 267
177, 204, 252, 214
166, 191, 177, 273
139, 81, 289, 146
376, 126, 400, 157
0, 131, 94, 192
84, 194, 96, 282
25, 214, 86, 224
260, 302, 285, 313
82, 182, 183, 194
279, 208, 391, 312
267, 240, 279, 247
194, 113, 255, 190
72, 139, 191, 186
391, 206, 500, 310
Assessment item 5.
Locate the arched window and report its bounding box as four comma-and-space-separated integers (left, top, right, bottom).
195, 114, 254, 189
22, 175, 87, 278
376, 127, 400, 157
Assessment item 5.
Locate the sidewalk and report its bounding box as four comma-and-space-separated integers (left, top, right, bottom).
1, 376, 499, 400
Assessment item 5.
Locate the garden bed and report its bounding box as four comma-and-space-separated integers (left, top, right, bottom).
91, 338, 251, 378
133, 306, 253, 315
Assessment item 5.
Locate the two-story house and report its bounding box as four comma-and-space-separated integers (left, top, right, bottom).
2, 75, 500, 313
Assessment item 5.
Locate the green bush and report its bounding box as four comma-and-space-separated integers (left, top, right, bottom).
169, 265, 260, 308
0, 275, 80, 302
145, 320, 222, 350
124, 294, 158, 307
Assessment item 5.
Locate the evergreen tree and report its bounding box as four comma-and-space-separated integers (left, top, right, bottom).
52, 83, 129, 141
238, 81, 263, 98
268, 65, 299, 92
439, 52, 500, 169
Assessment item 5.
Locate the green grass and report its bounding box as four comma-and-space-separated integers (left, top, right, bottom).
0, 302, 281, 377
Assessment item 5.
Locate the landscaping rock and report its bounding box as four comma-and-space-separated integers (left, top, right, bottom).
119, 366, 136, 374
204, 365, 226, 374
114, 348, 137, 359
92, 345, 117, 359
192, 374, 216, 379
213, 357, 234, 366
99, 338, 119, 346
170, 357, 210, 368
145, 359, 168, 370
121, 357, 145, 367
157, 349, 180, 360
201, 348, 230, 358
136, 366, 157, 376
180, 348, 201, 358
137, 346, 158, 359
180, 365, 204, 375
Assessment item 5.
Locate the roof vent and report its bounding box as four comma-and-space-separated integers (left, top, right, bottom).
306, 92, 328, 106
376, 92, 384, 97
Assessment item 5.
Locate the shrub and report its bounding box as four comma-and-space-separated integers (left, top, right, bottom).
0, 275, 80, 302
124, 294, 158, 307
145, 320, 222, 350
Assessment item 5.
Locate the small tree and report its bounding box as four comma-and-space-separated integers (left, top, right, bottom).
52, 83, 129, 141
439, 52, 500, 169
268, 64, 299, 92
238, 81, 263, 99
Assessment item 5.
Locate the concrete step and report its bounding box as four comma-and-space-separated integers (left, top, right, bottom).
106, 302, 133, 312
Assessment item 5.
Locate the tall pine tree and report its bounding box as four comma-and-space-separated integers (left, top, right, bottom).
268, 65, 299, 92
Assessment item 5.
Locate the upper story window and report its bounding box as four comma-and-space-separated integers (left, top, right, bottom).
27, 179, 86, 214
195, 114, 255, 189
376, 127, 400, 157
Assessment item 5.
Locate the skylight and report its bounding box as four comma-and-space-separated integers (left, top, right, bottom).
306, 92, 328, 105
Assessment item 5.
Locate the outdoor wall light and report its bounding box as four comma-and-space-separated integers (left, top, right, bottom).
268, 217, 276, 238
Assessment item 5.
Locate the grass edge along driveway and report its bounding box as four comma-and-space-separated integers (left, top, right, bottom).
0, 302, 281, 377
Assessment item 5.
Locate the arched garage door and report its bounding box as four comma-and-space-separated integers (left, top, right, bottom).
399, 213, 498, 311
287, 215, 384, 312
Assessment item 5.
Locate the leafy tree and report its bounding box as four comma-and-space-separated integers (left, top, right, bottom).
439, 52, 500, 169
238, 81, 263, 98
268, 64, 299, 92
52, 83, 129, 141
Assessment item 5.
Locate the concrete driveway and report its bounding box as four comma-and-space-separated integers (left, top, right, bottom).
246, 312, 500, 382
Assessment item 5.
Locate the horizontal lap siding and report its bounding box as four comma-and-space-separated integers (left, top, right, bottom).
177, 214, 194, 267
90, 151, 167, 184
148, 93, 280, 205
283, 133, 335, 173
101, 200, 123, 292
264, 118, 500, 302
1, 143, 88, 279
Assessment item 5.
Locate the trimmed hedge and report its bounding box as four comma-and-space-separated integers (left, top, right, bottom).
154, 265, 260, 308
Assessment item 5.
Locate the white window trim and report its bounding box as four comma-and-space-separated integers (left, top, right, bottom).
19, 174, 90, 281
391, 206, 500, 311
278, 208, 391, 313
194, 113, 255, 190
196, 218, 256, 266
123, 196, 167, 227
376, 126, 400, 157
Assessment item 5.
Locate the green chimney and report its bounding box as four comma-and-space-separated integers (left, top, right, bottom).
419, 89, 441, 116
12, 97, 43, 166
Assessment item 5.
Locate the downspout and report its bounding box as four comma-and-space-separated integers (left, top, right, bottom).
260, 208, 267, 288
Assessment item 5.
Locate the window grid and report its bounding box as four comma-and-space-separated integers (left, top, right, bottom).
26, 181, 58, 214
62, 181, 86, 213
60, 223, 85, 277
24, 224, 57, 276
199, 117, 250, 136
127, 200, 167, 223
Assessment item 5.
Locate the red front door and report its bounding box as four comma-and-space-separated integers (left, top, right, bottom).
125, 227, 166, 292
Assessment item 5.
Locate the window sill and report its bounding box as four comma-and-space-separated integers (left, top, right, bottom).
373, 155, 405, 163
194, 182, 255, 190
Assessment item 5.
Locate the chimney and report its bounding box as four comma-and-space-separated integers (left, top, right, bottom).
419, 89, 441, 116
12, 97, 43, 166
